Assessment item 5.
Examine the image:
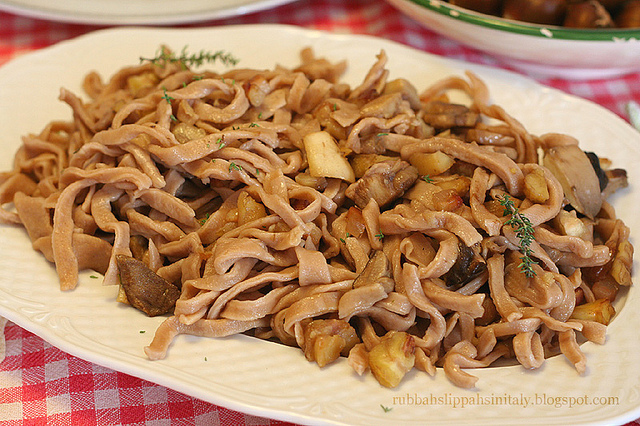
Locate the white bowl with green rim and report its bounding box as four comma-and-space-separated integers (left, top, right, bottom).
385, 0, 640, 79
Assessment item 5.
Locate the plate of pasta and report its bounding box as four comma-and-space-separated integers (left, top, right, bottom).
0, 25, 639, 425
0, 0, 298, 24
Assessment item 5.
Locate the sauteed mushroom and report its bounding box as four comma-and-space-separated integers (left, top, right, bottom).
345, 159, 419, 209
116, 255, 181, 317
421, 101, 479, 130
353, 250, 394, 292
543, 145, 603, 218
443, 241, 487, 289
603, 167, 629, 198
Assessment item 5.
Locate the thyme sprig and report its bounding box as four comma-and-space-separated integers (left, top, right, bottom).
228, 162, 242, 173
161, 87, 177, 122
500, 195, 537, 277
140, 46, 239, 69
161, 87, 174, 103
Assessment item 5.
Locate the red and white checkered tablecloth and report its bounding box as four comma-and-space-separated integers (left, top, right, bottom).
0, 0, 639, 424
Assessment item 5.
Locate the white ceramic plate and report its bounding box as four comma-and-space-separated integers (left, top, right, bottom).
0, 0, 298, 25
385, 0, 640, 80
1, 25, 639, 426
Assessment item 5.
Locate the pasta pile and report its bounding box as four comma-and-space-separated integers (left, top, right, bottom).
0, 47, 633, 388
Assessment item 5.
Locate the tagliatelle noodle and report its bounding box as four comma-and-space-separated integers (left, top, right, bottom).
0, 47, 633, 389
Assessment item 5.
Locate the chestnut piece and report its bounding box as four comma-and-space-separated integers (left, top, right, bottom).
564, 0, 614, 28
616, 0, 640, 27
502, 0, 567, 25
449, 0, 503, 15
595, 0, 627, 9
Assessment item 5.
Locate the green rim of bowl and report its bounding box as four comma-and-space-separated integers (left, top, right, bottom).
407, 0, 640, 41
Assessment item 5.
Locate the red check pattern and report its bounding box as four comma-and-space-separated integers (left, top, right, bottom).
0, 0, 639, 424
2, 323, 295, 425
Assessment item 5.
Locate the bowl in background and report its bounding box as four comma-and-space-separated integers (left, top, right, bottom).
385, 0, 640, 79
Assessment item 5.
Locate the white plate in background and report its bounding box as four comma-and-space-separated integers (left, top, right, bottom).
0, 0, 298, 25
0, 25, 639, 425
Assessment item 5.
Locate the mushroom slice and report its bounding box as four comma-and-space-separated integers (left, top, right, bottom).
345, 159, 419, 209
422, 101, 479, 130
602, 168, 629, 199
338, 251, 395, 319
116, 254, 181, 316
443, 241, 487, 289
543, 145, 603, 218
585, 151, 609, 192
353, 250, 394, 292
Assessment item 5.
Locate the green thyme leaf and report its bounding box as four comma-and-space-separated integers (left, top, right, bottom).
140, 46, 239, 69
500, 195, 538, 277
161, 87, 173, 103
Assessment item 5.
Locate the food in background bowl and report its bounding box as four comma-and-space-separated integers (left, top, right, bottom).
448, 0, 640, 28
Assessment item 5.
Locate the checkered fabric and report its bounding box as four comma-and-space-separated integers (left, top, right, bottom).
1, 322, 295, 425
0, 0, 639, 424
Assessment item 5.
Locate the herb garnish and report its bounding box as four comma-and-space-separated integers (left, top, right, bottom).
339, 232, 351, 244
375, 231, 384, 241
500, 195, 538, 277
161, 87, 177, 121
161, 87, 174, 103
229, 162, 242, 172
140, 46, 239, 69
200, 212, 211, 226
422, 175, 433, 183
380, 404, 393, 413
